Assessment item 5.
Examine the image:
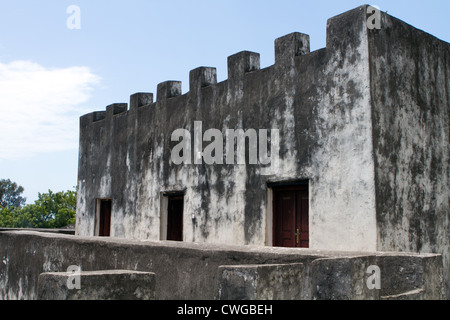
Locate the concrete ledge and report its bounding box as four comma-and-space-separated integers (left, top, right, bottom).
0, 227, 75, 235
218, 263, 304, 300
0, 231, 445, 300
37, 270, 155, 300
310, 257, 380, 300
310, 255, 445, 300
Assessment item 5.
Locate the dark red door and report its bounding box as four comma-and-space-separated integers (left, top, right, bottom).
167, 196, 183, 241
99, 199, 112, 237
273, 186, 309, 248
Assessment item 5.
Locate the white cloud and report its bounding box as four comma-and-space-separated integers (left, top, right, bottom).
0, 60, 100, 160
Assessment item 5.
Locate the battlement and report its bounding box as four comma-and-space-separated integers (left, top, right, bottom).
83, 29, 313, 121
81, 5, 381, 125
82, 9, 361, 123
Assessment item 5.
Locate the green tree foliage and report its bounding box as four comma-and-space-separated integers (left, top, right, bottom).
31, 190, 77, 228
0, 186, 76, 229
0, 179, 26, 209
0, 206, 15, 227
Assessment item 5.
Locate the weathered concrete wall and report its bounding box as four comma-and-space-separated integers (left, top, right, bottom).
309, 6, 376, 251
217, 263, 305, 300
0, 231, 321, 300
367, 10, 450, 298
0, 231, 444, 300
37, 270, 155, 300
309, 254, 444, 300
76, 5, 378, 251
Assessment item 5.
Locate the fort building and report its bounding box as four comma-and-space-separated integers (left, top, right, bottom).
74, 5, 449, 297
1, 5, 448, 300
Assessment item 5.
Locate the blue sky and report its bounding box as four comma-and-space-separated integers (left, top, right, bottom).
0, 0, 449, 203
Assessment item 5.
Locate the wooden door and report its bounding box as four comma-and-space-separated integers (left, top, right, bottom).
273, 186, 309, 248
167, 196, 183, 241
99, 199, 112, 237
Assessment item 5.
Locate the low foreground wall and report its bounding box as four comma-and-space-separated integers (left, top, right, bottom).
0, 231, 445, 300
37, 270, 155, 300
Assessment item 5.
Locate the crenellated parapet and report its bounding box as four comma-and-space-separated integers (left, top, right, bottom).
80, 29, 318, 125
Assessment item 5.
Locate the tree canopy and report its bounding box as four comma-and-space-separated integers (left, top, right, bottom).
0, 180, 76, 229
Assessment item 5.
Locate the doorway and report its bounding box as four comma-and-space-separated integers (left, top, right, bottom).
272, 184, 309, 248
166, 195, 184, 241
97, 199, 112, 237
